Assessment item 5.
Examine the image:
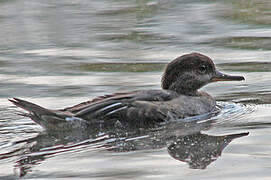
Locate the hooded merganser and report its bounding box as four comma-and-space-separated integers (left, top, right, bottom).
9, 53, 244, 129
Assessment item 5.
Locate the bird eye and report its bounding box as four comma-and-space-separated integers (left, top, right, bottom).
199, 65, 207, 73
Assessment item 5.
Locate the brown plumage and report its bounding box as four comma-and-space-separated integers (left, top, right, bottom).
9, 53, 245, 130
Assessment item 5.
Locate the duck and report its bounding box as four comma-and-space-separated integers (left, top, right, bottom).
9, 53, 244, 130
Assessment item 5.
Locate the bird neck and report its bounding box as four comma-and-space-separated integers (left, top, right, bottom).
167, 83, 199, 96
162, 72, 204, 96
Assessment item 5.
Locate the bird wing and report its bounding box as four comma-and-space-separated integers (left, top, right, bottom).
9, 90, 176, 130
64, 90, 176, 120
62, 91, 140, 113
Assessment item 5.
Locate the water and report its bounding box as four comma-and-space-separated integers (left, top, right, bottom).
1, 0, 271, 179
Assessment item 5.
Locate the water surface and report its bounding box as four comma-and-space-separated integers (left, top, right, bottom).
1, 0, 271, 179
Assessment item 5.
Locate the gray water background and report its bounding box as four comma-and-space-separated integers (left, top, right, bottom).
1, 0, 271, 179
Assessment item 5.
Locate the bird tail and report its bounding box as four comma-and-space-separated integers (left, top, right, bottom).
9, 98, 53, 116
9, 98, 88, 131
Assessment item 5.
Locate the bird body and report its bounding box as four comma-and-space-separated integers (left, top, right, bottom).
9, 53, 244, 130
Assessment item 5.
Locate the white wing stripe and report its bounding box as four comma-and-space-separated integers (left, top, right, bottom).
96, 102, 122, 113
105, 106, 128, 116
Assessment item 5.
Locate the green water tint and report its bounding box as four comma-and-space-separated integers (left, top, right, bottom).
0, 61, 7, 66
99, 31, 170, 43
221, 0, 271, 25
210, 36, 271, 50
73, 62, 271, 73
75, 62, 165, 72
97, 1, 161, 19
218, 62, 271, 72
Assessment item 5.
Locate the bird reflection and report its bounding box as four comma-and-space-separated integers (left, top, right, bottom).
167, 132, 249, 169
0, 118, 249, 177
